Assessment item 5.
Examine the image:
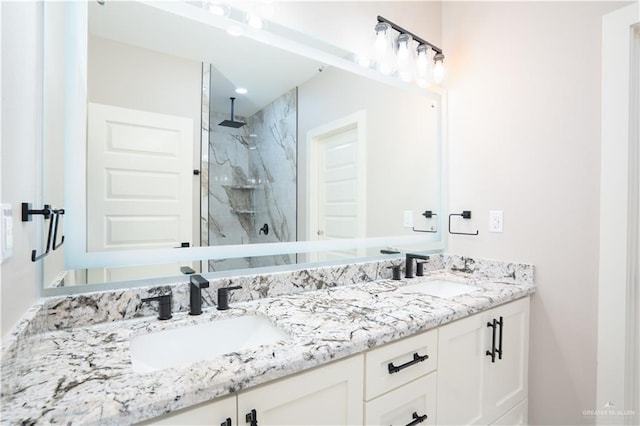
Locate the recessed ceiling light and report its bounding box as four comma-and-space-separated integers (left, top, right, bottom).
235, 88, 248, 94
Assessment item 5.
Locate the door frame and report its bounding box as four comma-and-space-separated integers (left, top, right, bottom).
306, 111, 367, 256
597, 3, 640, 425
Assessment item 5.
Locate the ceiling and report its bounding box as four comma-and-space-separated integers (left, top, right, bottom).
88, 1, 324, 117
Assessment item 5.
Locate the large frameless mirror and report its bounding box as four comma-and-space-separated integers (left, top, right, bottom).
41, 1, 445, 294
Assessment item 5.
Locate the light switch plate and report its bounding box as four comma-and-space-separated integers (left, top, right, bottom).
1, 204, 13, 262
403, 210, 413, 228
489, 210, 503, 233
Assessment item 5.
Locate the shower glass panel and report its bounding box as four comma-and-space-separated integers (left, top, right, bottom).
204, 64, 297, 272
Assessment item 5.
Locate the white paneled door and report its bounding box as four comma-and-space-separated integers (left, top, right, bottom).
87, 103, 193, 282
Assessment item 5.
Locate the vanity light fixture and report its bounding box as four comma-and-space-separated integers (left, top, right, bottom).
374, 15, 445, 85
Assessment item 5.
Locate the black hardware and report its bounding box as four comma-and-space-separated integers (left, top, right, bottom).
189, 274, 210, 315
448, 211, 479, 236
380, 248, 400, 254
193, 169, 200, 175
217, 286, 243, 311
180, 266, 196, 275
405, 412, 428, 426
175, 242, 190, 248
387, 264, 402, 280
141, 294, 172, 320
377, 16, 444, 56
497, 316, 504, 360
51, 209, 65, 250
388, 352, 429, 374
259, 223, 269, 235
21, 202, 51, 221
22, 203, 65, 262
413, 211, 438, 233
405, 253, 430, 279
486, 319, 497, 363
416, 260, 427, 277
245, 409, 258, 426
221, 418, 232, 426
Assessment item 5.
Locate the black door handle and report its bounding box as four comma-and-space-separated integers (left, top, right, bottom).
388, 352, 429, 374
497, 316, 504, 360
486, 319, 497, 363
245, 409, 258, 426
405, 412, 428, 426
221, 418, 232, 426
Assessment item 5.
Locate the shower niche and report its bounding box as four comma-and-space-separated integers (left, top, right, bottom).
203, 65, 297, 272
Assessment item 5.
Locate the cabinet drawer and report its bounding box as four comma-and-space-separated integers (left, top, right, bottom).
364, 373, 436, 426
365, 329, 437, 400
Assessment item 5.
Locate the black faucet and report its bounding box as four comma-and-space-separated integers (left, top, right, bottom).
189, 274, 209, 315
141, 293, 172, 320
405, 253, 430, 278
217, 286, 243, 311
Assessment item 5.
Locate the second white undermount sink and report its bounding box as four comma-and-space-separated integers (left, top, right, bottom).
130, 315, 290, 373
396, 279, 481, 298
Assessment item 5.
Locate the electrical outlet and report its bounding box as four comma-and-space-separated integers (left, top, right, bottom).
403, 210, 414, 228
489, 210, 503, 233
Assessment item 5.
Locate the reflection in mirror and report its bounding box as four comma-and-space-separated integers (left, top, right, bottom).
42, 1, 444, 291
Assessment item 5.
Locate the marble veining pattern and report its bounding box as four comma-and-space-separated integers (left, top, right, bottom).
0, 255, 534, 425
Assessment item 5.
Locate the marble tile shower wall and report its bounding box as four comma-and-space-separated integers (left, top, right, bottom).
207, 89, 297, 272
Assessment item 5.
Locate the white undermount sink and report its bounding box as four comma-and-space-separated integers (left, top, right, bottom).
396, 279, 481, 298
130, 315, 290, 373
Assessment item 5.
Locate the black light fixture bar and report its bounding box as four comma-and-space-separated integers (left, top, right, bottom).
377, 15, 443, 55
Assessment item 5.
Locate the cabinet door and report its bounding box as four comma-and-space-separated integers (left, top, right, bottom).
491, 398, 528, 425
436, 311, 488, 425
136, 394, 236, 426
237, 355, 364, 426
485, 297, 529, 423
365, 373, 436, 426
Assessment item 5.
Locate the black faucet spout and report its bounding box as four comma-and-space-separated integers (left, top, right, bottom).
189, 274, 210, 315
405, 253, 430, 278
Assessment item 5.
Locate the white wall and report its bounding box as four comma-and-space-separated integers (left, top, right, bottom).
442, 2, 629, 424
1, 1, 42, 339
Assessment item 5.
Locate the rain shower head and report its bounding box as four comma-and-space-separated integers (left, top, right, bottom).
219, 97, 245, 128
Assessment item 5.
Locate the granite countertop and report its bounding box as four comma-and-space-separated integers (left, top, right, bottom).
1, 263, 535, 425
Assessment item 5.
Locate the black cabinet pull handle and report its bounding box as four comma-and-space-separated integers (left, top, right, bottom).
405, 411, 428, 426
245, 409, 258, 426
486, 319, 497, 363
388, 352, 429, 374
497, 316, 504, 360
221, 418, 232, 426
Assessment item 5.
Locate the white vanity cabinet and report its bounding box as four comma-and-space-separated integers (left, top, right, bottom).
237, 354, 363, 425
137, 394, 236, 426
138, 355, 363, 426
436, 297, 530, 425
364, 329, 438, 426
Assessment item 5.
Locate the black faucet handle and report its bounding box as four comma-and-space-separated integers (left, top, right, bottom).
217, 286, 243, 311
387, 264, 402, 280
141, 293, 172, 320
190, 274, 209, 288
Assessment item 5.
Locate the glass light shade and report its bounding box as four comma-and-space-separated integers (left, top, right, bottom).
246, 14, 263, 30
395, 33, 414, 82
374, 22, 394, 75
433, 53, 445, 84
415, 44, 432, 87
205, 1, 230, 17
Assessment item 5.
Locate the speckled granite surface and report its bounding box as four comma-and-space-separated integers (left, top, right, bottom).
0, 255, 534, 425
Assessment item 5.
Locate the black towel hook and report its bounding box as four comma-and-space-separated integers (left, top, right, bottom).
448, 210, 479, 236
